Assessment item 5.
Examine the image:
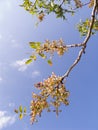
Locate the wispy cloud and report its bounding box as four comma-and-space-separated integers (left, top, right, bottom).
32, 70, 41, 78
0, 111, 16, 130
11, 59, 30, 72
8, 103, 15, 108
7, 34, 21, 48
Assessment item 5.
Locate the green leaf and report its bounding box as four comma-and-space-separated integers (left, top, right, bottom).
25, 59, 32, 64
30, 55, 37, 60
29, 42, 41, 49
24, 107, 27, 113
47, 60, 52, 66
93, 20, 98, 30
19, 113, 23, 120
19, 105, 23, 113
39, 53, 46, 59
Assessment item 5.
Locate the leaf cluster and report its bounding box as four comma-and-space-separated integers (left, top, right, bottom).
77, 19, 98, 36
25, 39, 68, 65
14, 105, 27, 120
30, 72, 69, 123
20, 0, 78, 20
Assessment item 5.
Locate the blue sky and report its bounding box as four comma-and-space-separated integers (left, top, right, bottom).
0, 0, 98, 130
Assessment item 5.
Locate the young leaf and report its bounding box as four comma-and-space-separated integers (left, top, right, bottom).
30, 55, 37, 60
93, 20, 98, 30
47, 60, 52, 66
19, 105, 23, 113
24, 107, 27, 113
29, 42, 41, 49
39, 53, 46, 59
25, 59, 32, 64
14, 109, 19, 113
19, 113, 23, 120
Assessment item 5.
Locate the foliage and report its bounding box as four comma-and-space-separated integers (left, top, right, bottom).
15, 0, 98, 124
20, 0, 75, 20
14, 105, 27, 120
77, 19, 98, 36
30, 73, 69, 123
25, 39, 68, 65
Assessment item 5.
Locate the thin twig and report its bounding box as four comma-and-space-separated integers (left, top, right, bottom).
60, 0, 66, 7
62, 0, 97, 80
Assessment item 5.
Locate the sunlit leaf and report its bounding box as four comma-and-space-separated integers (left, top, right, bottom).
29, 42, 41, 49
24, 107, 27, 113
39, 53, 46, 59
19, 113, 23, 120
93, 20, 98, 30
47, 60, 52, 66
30, 55, 37, 60
19, 105, 23, 113
25, 59, 32, 64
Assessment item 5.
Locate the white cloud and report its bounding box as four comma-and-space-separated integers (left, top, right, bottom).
0, 111, 16, 130
11, 59, 30, 72
8, 103, 15, 108
32, 70, 41, 78
7, 35, 21, 48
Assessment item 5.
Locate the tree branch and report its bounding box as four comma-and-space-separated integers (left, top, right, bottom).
66, 43, 83, 48
62, 0, 97, 80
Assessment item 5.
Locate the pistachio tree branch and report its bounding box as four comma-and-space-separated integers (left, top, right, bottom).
62, 0, 97, 80
66, 43, 83, 48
